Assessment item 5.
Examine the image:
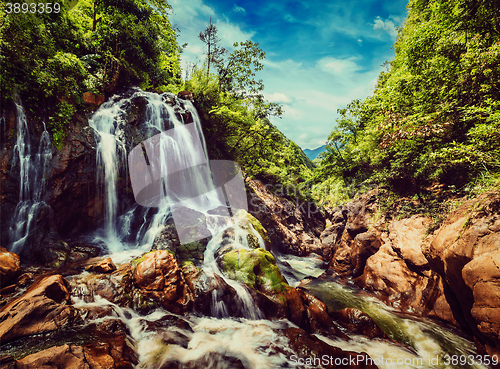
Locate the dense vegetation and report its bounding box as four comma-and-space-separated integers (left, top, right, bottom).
1, 0, 181, 148
314, 0, 500, 208
6, 0, 497, 213
1, 4, 313, 187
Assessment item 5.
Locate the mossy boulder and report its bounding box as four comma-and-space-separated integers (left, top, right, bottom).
235, 210, 271, 249
220, 248, 288, 296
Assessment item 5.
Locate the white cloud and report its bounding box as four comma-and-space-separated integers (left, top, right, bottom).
232, 4, 246, 14
215, 20, 255, 48
299, 133, 308, 139
373, 16, 398, 39
184, 44, 203, 54
170, 0, 214, 24
317, 56, 362, 76
357, 39, 363, 45
262, 58, 303, 70
264, 92, 291, 103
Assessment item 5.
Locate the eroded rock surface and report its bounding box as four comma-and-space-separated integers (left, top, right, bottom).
0, 275, 78, 343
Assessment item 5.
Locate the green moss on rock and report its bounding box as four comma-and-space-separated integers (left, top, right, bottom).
221, 248, 288, 295
235, 209, 271, 247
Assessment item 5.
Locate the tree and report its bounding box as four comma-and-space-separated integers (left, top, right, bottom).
199, 18, 226, 78
216, 40, 265, 97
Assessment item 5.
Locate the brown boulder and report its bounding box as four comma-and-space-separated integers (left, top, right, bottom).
463, 249, 500, 344
86, 257, 116, 273
423, 192, 500, 355
177, 90, 194, 100
17, 344, 89, 369
330, 308, 388, 339
282, 327, 378, 368
247, 180, 326, 258
355, 243, 454, 323
0, 274, 78, 343
389, 215, 431, 270
133, 251, 193, 313
0, 247, 21, 287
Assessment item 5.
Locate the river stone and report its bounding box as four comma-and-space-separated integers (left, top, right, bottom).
86, 257, 116, 273
281, 327, 378, 369
329, 308, 388, 339
0, 247, 21, 287
133, 250, 193, 313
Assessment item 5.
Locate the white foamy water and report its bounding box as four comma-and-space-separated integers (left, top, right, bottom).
9, 101, 52, 254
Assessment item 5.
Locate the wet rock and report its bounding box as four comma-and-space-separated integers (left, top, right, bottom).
86, 257, 116, 273
329, 308, 388, 339
281, 327, 378, 369
171, 207, 212, 243
83, 332, 137, 369
182, 263, 252, 318
0, 247, 21, 287
297, 289, 349, 340
247, 180, 326, 258
16, 344, 89, 369
218, 248, 288, 297
133, 250, 193, 313
0, 275, 78, 343
234, 209, 272, 249
177, 90, 194, 101
152, 219, 181, 251
0, 354, 16, 369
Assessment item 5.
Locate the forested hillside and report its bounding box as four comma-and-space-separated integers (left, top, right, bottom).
315, 0, 500, 206
0, 1, 313, 185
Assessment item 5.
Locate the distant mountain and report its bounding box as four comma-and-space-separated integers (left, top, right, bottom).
303, 145, 326, 160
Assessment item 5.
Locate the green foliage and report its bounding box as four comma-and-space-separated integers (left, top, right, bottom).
1, 0, 181, 145
185, 68, 311, 187
48, 101, 76, 150
315, 0, 500, 205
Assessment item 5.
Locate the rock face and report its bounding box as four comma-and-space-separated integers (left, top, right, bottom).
247, 180, 326, 258
0, 91, 199, 264
0, 275, 78, 343
323, 190, 500, 356
0, 247, 21, 287
423, 192, 500, 356
321, 191, 455, 325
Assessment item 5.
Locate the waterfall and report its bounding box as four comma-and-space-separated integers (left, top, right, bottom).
9, 102, 52, 254
88, 90, 261, 318
88, 98, 128, 249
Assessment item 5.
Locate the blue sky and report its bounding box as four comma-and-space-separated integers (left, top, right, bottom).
169, 0, 408, 149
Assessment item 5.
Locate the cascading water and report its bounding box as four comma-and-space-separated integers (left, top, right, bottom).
9, 101, 52, 254
87, 90, 264, 319
88, 99, 128, 250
